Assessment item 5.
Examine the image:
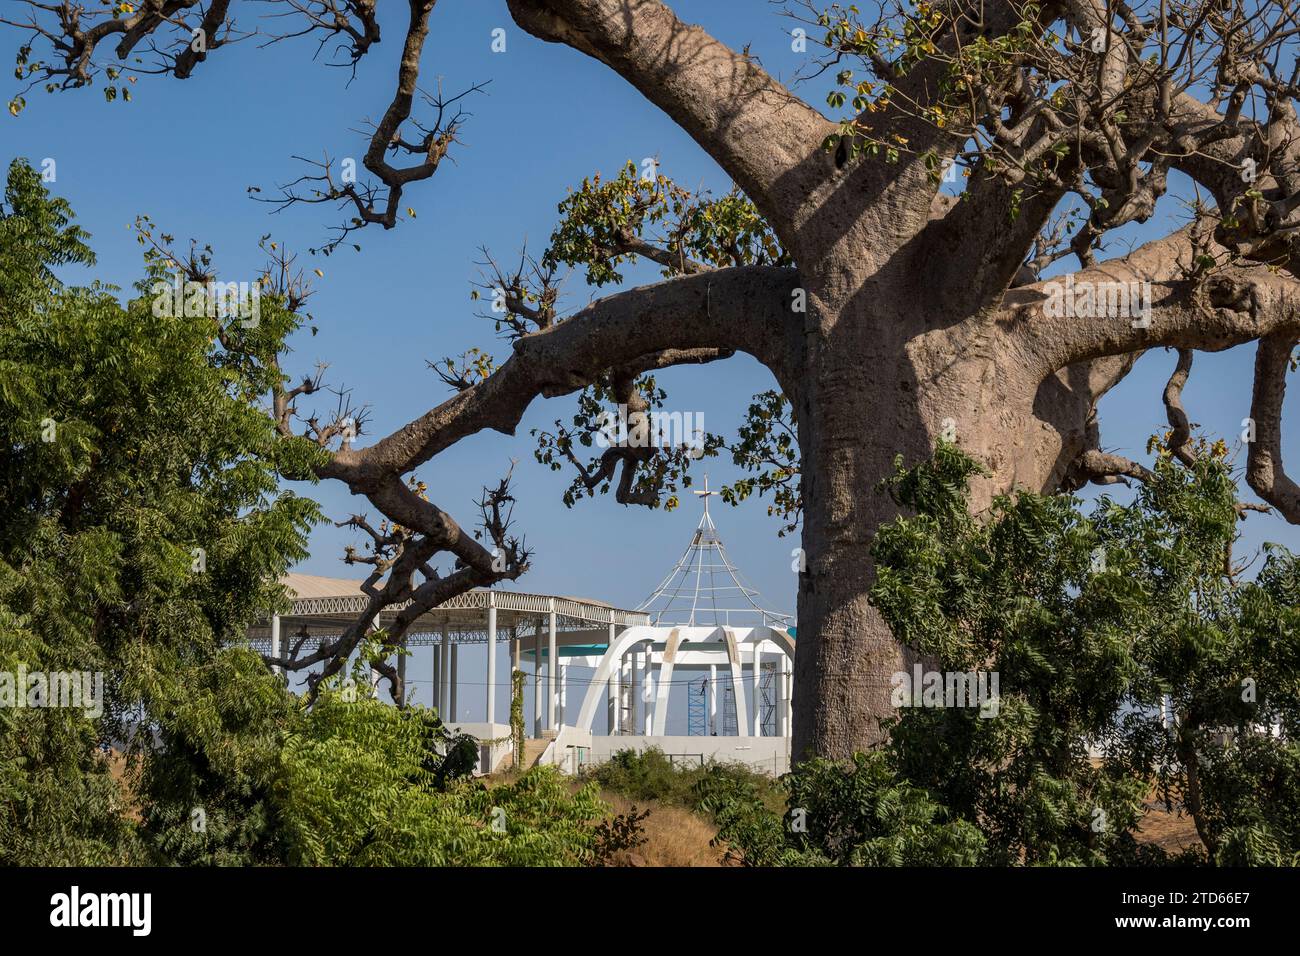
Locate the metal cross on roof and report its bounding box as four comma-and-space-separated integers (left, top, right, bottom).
693, 473, 718, 516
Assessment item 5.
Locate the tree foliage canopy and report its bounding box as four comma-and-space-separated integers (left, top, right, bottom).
872, 444, 1300, 865
0, 161, 613, 866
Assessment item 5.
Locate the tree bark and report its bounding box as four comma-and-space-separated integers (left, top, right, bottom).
790, 277, 965, 758
789, 273, 1084, 758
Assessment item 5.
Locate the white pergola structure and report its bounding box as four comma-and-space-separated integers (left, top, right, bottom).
571, 477, 796, 740
572, 623, 795, 737
247, 573, 647, 731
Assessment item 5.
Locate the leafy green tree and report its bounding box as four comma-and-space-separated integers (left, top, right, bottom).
275, 681, 607, 866
0, 160, 655, 868
0, 157, 322, 864
0, 158, 140, 864
870, 444, 1300, 865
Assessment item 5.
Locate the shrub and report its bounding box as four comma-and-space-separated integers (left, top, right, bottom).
871, 443, 1300, 865
273, 685, 608, 866
700, 751, 985, 866
584, 746, 784, 812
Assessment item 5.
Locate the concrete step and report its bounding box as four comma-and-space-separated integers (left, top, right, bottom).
520, 737, 551, 769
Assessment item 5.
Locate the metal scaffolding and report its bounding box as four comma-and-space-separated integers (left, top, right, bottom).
687, 677, 708, 736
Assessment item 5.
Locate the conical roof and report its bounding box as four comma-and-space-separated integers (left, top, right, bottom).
636, 476, 792, 628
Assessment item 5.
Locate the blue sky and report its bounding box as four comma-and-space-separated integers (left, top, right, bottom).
5, 1, 1298, 723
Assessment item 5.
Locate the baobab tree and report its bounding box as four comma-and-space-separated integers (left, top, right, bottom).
10, 0, 1300, 761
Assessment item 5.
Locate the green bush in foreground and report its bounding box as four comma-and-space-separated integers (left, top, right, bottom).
0, 159, 613, 867
870, 443, 1300, 865
275, 682, 607, 866
583, 746, 784, 812
0, 157, 321, 865
701, 751, 985, 866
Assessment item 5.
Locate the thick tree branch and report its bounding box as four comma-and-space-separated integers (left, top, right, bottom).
319, 265, 800, 488
1003, 225, 1300, 375
505, 0, 833, 235
1247, 332, 1300, 523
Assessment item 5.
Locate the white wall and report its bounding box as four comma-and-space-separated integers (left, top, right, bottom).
589, 735, 790, 776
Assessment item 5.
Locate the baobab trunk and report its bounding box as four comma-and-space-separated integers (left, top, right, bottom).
794, 416, 918, 761
791, 290, 1057, 761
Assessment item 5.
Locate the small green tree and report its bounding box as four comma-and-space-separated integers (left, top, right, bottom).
274, 682, 606, 866
870, 443, 1300, 865
0, 157, 323, 864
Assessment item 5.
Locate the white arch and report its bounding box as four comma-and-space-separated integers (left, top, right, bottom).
651, 627, 750, 735
574, 624, 793, 736
574, 625, 659, 733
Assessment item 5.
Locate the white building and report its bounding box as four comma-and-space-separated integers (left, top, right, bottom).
249, 479, 795, 774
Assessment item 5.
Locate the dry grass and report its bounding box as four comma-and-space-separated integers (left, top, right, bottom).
477, 770, 729, 866
102, 748, 142, 823
1133, 798, 1205, 857
598, 792, 729, 867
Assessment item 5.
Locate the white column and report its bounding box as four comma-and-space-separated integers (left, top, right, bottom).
450, 644, 459, 723
546, 600, 558, 730
431, 645, 440, 710
611, 654, 622, 734
533, 620, 543, 736
607, 612, 618, 735
752, 643, 762, 736
624, 658, 634, 733
640, 647, 651, 734
630, 648, 640, 736
439, 622, 450, 715
708, 663, 717, 735
776, 665, 785, 736
486, 594, 497, 726
269, 614, 282, 676
560, 663, 568, 726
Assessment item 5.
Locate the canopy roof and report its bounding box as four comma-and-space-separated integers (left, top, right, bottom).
246, 573, 648, 648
